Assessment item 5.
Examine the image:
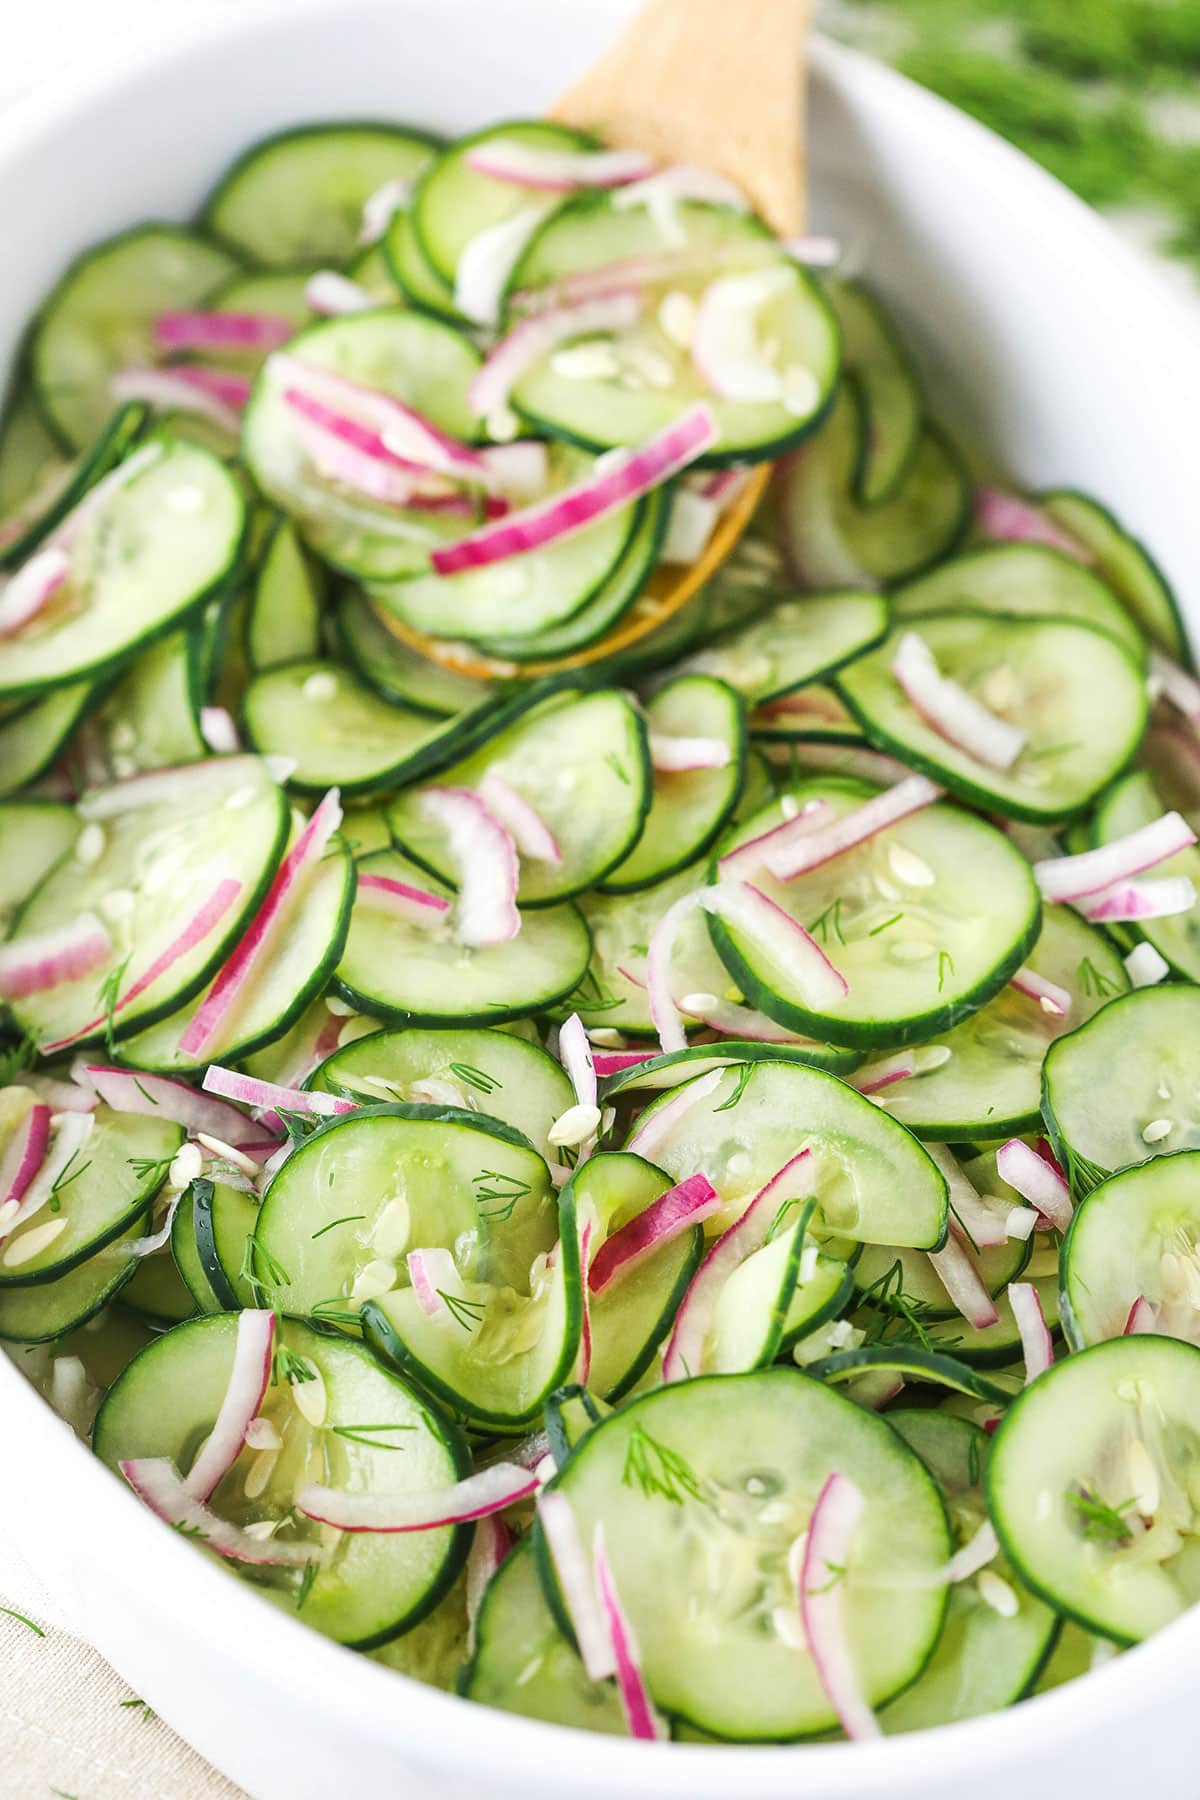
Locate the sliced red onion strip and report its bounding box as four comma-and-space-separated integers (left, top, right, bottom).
464, 140, 654, 191
179, 791, 342, 1060
537, 1490, 616, 1681
304, 271, 373, 317
407, 1247, 455, 1317
940, 1520, 1000, 1584
625, 1068, 725, 1163
431, 404, 718, 576
1150, 649, 1200, 732
184, 1310, 276, 1501
663, 1149, 814, 1381
298, 420, 473, 514
1008, 1281, 1054, 1383
468, 291, 641, 423
0, 1104, 51, 1221
477, 771, 562, 865
589, 1172, 721, 1295
927, 1224, 999, 1331
121, 1458, 324, 1568
1079, 877, 1196, 923
458, 205, 551, 329
269, 352, 487, 483
0, 545, 70, 637
1125, 1295, 1158, 1335
202, 1066, 355, 1118
893, 631, 1026, 771
45, 439, 157, 559
466, 1514, 514, 1649
700, 881, 848, 1010
922, 1142, 1010, 1250
763, 776, 945, 883
199, 706, 240, 754
77, 1064, 276, 1149
974, 488, 1088, 559
297, 1462, 538, 1533
644, 887, 708, 1055
717, 797, 832, 881
591, 1048, 656, 1078
155, 310, 294, 352
124, 1186, 188, 1260
1125, 941, 1170, 988
358, 873, 452, 928
109, 366, 246, 431
1033, 811, 1196, 902
478, 440, 549, 498
3, 1111, 94, 1238
648, 732, 731, 773
995, 1139, 1072, 1231
661, 489, 719, 564
419, 787, 520, 948
616, 958, 817, 1044
853, 1052, 916, 1096
20, 1073, 97, 1113
558, 1013, 597, 1112
1009, 966, 1071, 1017
359, 177, 413, 245
0, 912, 111, 1001
800, 1472, 879, 1741
692, 266, 797, 403
592, 1524, 667, 1741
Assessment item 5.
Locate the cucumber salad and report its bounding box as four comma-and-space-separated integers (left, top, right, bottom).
2, 114, 1200, 1749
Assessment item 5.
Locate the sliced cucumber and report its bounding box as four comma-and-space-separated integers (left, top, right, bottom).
839, 612, 1148, 823
121, 1248, 197, 1325
32, 226, 239, 449
922, 1275, 1061, 1369
600, 1038, 860, 1096
0, 802, 77, 931
94, 1312, 468, 1647
828, 281, 922, 505
204, 124, 440, 267
93, 629, 208, 773
674, 589, 889, 706
535, 1369, 950, 1739
0, 438, 246, 701
337, 849, 590, 1028
1094, 770, 1200, 981
1061, 1151, 1200, 1348
0, 1209, 147, 1342
384, 210, 458, 319
0, 382, 72, 547
171, 1179, 257, 1313
371, 1576, 468, 1691
750, 684, 867, 747
1040, 488, 1185, 659
712, 779, 1040, 1049
0, 685, 95, 796
336, 587, 493, 716
811, 1343, 1014, 1403
388, 689, 650, 904
987, 1335, 1200, 1643
245, 516, 325, 671
852, 1233, 1030, 1321
0, 401, 148, 571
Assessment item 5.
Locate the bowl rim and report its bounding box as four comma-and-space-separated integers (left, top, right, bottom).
2, 2, 1198, 1789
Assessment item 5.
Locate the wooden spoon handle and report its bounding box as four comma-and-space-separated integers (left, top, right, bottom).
549, 0, 809, 235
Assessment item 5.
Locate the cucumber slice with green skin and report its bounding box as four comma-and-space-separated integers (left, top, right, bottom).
600, 1039, 861, 1097
0, 1208, 147, 1341
371, 1574, 468, 1691
624, 1059, 948, 1249
598, 676, 745, 892
384, 210, 458, 319
1032, 1620, 1102, 1694
31, 226, 240, 450
121, 1249, 197, 1325
828, 282, 923, 508
1060, 1151, 1200, 1349
471, 487, 667, 663
336, 849, 590, 1028
839, 611, 1148, 824
711, 780, 1041, 1050
369, 460, 642, 645
852, 1233, 1031, 1321
871, 906, 1128, 1140
812, 1343, 1015, 1404
0, 1101, 179, 1285
778, 1236, 856, 1349
245, 516, 325, 672
93, 629, 208, 774
673, 590, 889, 708
0, 437, 246, 702
459, 1535, 626, 1732
309, 1026, 573, 1165
1042, 987, 1200, 1194
335, 587, 493, 717
116, 838, 354, 1074
986, 1334, 1200, 1644
413, 121, 592, 295
890, 542, 1143, 660
0, 802, 77, 931
750, 683, 865, 746
203, 124, 441, 268
0, 401, 148, 571
512, 200, 839, 465
774, 383, 970, 587
0, 382, 72, 543
0, 683, 96, 796
1040, 487, 1186, 660
565, 1153, 703, 1401
922, 1275, 1061, 1368
337, 805, 393, 859
534, 1369, 951, 1739
1094, 770, 1200, 982
242, 310, 482, 583
172, 1183, 246, 1314
389, 689, 650, 905
544, 1383, 610, 1462
9, 754, 289, 1050
94, 1312, 469, 1648
346, 242, 406, 308
881, 1411, 1057, 1732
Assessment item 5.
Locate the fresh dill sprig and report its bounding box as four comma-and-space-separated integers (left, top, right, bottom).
808, 896, 847, 946
449, 1062, 501, 1095
713, 1062, 754, 1113
96, 955, 130, 1053
273, 1342, 317, 1386
473, 1169, 532, 1222
622, 1423, 708, 1506
0, 1605, 45, 1636
0, 1034, 37, 1086
437, 1289, 486, 1332
310, 1214, 365, 1240
310, 1298, 363, 1328
1066, 1486, 1137, 1544
937, 949, 955, 993
296, 1561, 319, 1612
1077, 956, 1120, 999
127, 1153, 176, 1186
858, 1257, 939, 1351
239, 1238, 291, 1296
868, 911, 904, 937
332, 1422, 417, 1449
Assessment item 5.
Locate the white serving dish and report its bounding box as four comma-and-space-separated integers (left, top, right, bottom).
2, 4, 1199, 1795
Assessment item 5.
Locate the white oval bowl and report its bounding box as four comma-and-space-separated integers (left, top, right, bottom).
2, 4, 1199, 1797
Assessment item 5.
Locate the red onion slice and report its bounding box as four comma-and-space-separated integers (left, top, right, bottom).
644, 887, 709, 1055
407, 1247, 456, 1317
419, 787, 520, 947
1125, 1295, 1158, 1334
927, 1223, 1000, 1330
940, 1520, 1000, 1584
592, 1523, 667, 1741
1125, 942, 1170, 989
121, 1458, 324, 1568
0, 913, 111, 1001
455, 205, 550, 330
184, 1310, 276, 1501
893, 631, 1026, 771
1008, 966, 1071, 1017
199, 707, 240, 754
1079, 877, 1196, 922
1150, 649, 1200, 733
799, 1472, 880, 1741
558, 1013, 597, 1112
922, 1142, 1012, 1250
359, 177, 413, 245
304, 271, 374, 317
2, 1111, 94, 1238
466, 1514, 514, 1649
358, 873, 452, 928
700, 881, 849, 1010
995, 1139, 1072, 1231
154, 311, 294, 352
477, 771, 562, 865
648, 732, 732, 773
625, 1067, 725, 1163
0, 1104, 51, 1225
0, 545, 70, 637
269, 352, 487, 484
763, 775, 944, 883
537, 1490, 616, 1680
1033, 811, 1195, 902
663, 1149, 814, 1381
464, 140, 654, 191
78, 1065, 276, 1150
1008, 1281, 1054, 1382
591, 1048, 657, 1078
589, 1172, 721, 1295
430, 404, 718, 576
20, 1073, 97, 1113
110, 366, 247, 431
692, 266, 797, 403
179, 791, 343, 1060
718, 797, 832, 881
202, 1066, 355, 1118
468, 291, 641, 424
974, 488, 1088, 559
297, 1462, 538, 1532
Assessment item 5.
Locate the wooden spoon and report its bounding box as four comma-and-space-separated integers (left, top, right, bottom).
376, 0, 810, 681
